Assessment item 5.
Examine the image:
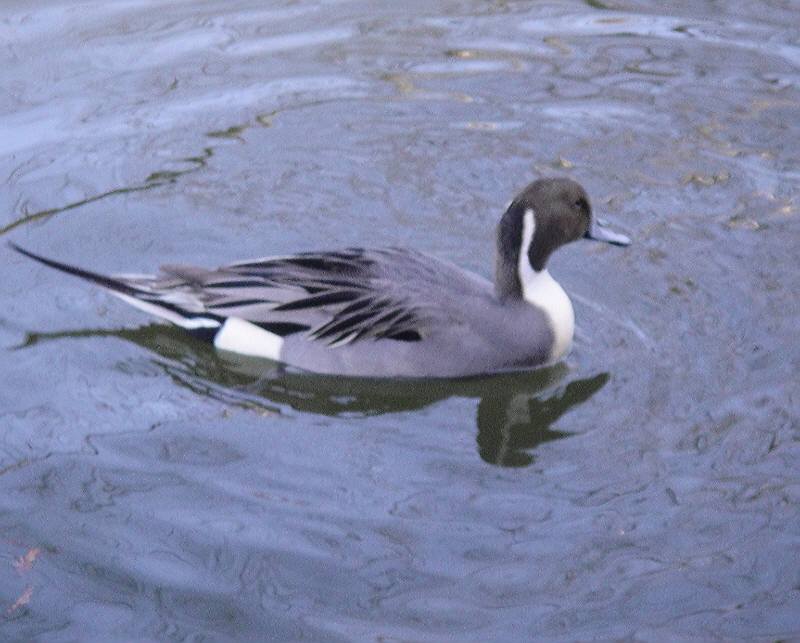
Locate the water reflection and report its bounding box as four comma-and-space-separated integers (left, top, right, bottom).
19, 325, 609, 467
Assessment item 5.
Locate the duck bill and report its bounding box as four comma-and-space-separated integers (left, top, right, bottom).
584, 219, 631, 246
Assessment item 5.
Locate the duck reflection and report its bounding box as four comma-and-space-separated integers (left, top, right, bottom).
19, 324, 609, 467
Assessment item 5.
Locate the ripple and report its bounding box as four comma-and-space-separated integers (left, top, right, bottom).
224, 27, 355, 56
411, 59, 524, 74
519, 12, 800, 67
2, 0, 799, 640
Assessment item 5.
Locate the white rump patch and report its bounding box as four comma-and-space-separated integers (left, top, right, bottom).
519, 209, 575, 363
213, 317, 284, 361
114, 293, 220, 330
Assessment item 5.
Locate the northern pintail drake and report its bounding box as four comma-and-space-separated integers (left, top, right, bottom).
11, 178, 629, 378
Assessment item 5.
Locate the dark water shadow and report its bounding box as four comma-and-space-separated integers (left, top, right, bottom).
18, 325, 609, 467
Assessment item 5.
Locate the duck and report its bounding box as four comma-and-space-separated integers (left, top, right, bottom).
10, 177, 629, 378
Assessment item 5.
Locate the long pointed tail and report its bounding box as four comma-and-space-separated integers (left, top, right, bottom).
9, 242, 144, 297
9, 242, 221, 331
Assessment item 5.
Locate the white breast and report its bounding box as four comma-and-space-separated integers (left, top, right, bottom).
519, 209, 575, 363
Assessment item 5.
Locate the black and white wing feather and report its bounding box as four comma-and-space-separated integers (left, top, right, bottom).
176, 247, 474, 346
11, 244, 485, 348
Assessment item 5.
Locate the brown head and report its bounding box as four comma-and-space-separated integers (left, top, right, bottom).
495, 177, 629, 301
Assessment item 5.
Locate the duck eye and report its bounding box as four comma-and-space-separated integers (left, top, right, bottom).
574, 197, 588, 211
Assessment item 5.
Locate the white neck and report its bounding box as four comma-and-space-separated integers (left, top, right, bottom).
519, 209, 575, 363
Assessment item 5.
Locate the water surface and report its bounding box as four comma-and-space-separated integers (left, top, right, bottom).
1, 0, 799, 639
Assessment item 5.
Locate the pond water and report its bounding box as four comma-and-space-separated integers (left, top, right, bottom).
2, 0, 799, 639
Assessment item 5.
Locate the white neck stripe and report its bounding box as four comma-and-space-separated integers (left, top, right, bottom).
518, 208, 536, 284
518, 209, 575, 363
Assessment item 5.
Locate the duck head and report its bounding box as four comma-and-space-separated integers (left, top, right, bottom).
495, 177, 629, 301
